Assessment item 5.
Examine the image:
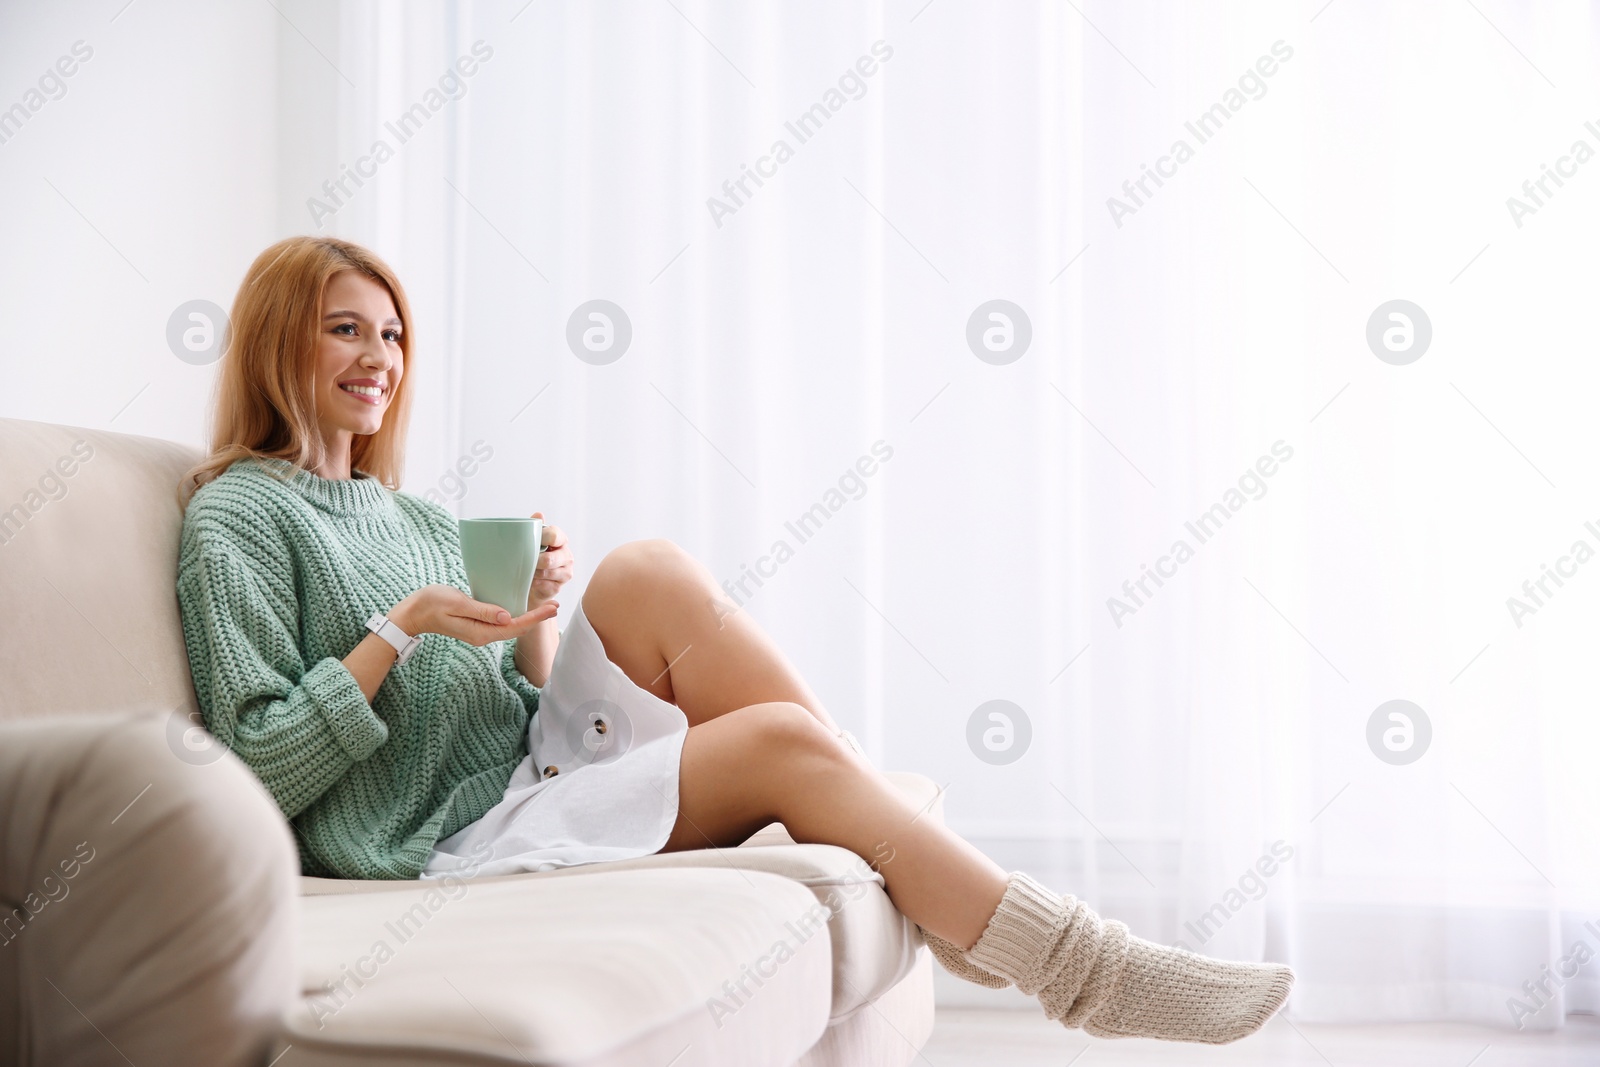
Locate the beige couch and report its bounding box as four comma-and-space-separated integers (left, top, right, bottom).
0, 417, 938, 1067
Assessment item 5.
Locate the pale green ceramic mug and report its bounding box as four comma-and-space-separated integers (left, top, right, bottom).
458, 517, 544, 617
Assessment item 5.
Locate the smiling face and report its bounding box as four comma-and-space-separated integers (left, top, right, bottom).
314, 270, 404, 468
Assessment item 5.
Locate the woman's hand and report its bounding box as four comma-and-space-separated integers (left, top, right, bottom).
391, 585, 558, 647
528, 511, 573, 608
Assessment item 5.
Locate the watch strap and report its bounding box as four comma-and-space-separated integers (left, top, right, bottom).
366, 611, 422, 666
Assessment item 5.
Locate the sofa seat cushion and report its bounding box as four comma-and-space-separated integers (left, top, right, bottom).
281, 867, 831, 1067
301, 771, 943, 1022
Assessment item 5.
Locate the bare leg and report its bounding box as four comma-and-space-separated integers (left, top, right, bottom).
656, 703, 1294, 1046
581, 542, 1001, 941
656, 699, 1007, 949
582, 539, 841, 732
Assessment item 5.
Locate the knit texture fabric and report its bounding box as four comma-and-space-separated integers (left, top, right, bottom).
1078, 933, 1295, 1043
176, 456, 540, 880
964, 871, 1294, 1044
919, 927, 1010, 988
966, 871, 1128, 1026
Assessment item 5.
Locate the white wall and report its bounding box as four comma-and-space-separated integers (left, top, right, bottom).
0, 0, 283, 443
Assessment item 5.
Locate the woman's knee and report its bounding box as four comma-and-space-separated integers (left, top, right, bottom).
587, 538, 701, 605
725, 701, 847, 771
671, 701, 837, 846
604, 538, 695, 577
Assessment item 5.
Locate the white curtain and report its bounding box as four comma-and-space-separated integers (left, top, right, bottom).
65, 0, 1590, 1028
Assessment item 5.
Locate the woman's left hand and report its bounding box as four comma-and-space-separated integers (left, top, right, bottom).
528, 511, 573, 608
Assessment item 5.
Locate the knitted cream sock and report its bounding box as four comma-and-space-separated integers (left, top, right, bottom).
962, 871, 1294, 1044
917, 927, 1010, 988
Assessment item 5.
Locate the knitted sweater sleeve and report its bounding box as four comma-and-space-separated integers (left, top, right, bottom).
177, 529, 389, 820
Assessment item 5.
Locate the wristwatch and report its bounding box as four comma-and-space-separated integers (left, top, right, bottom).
366, 611, 423, 667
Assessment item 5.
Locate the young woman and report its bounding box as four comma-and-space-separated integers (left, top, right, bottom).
177, 235, 1293, 1045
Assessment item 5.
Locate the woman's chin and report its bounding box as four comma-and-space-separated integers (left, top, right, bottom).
332, 417, 384, 438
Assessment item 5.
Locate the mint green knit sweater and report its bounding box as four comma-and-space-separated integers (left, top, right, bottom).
176, 456, 539, 880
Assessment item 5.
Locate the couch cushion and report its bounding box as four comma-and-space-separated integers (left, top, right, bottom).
0, 712, 298, 1067
0, 417, 205, 724
300, 771, 944, 1023
279, 867, 831, 1067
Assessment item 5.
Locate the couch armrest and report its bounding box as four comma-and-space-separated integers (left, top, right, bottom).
0, 712, 298, 1067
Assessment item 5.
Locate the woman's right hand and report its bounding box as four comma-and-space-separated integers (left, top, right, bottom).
390, 585, 558, 647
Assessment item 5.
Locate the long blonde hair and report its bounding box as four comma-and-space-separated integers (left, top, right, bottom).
177, 236, 416, 508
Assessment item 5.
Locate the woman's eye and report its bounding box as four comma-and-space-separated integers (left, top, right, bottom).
334, 322, 356, 335
383, 329, 401, 342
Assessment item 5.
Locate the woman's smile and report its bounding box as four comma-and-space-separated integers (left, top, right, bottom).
338, 377, 387, 406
